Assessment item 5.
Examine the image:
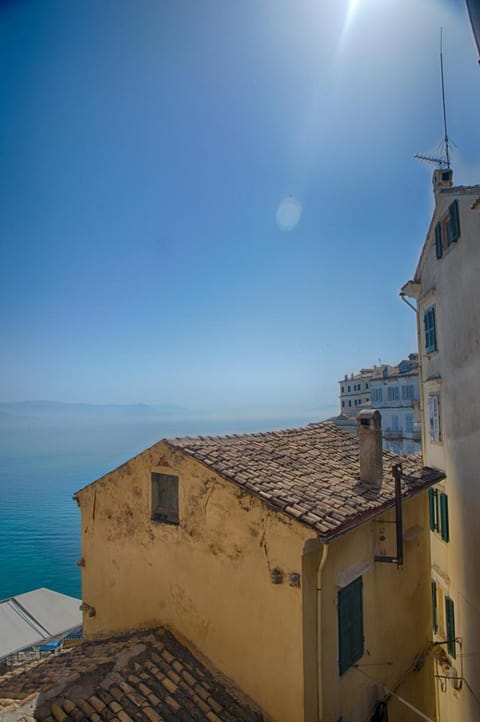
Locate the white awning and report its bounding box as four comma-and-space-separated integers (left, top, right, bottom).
0, 588, 82, 659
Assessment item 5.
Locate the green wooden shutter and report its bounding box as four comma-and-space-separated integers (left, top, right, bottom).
440, 493, 449, 542
338, 589, 352, 676
429, 488, 439, 531
449, 200, 460, 242
432, 580, 438, 633
435, 222, 443, 258
424, 308, 437, 353
338, 577, 364, 676
445, 597, 456, 657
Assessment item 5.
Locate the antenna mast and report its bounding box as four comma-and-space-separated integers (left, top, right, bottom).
414, 28, 451, 169
440, 27, 451, 169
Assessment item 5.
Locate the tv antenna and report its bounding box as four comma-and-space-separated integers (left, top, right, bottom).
414, 28, 451, 168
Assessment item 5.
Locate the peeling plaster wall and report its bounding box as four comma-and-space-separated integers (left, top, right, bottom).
77, 441, 315, 722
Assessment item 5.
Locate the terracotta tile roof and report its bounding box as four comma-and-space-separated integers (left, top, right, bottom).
168, 422, 444, 539
0, 629, 263, 721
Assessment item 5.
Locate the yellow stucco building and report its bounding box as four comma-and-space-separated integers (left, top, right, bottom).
76, 416, 444, 722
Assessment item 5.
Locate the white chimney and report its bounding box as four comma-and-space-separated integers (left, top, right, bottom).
433, 168, 453, 200
358, 409, 383, 486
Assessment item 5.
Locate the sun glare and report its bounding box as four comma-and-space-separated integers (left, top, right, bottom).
337, 0, 363, 57
346, 0, 363, 30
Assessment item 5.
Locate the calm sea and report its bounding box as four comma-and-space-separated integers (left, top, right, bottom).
0, 414, 321, 601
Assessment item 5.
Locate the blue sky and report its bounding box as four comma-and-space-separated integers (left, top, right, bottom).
1, 0, 479, 416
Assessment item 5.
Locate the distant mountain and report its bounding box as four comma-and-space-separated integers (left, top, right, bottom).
0, 401, 189, 420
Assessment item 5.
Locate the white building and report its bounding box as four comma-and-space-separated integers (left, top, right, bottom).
337, 357, 421, 454
338, 368, 373, 416
401, 168, 480, 722
369, 355, 421, 455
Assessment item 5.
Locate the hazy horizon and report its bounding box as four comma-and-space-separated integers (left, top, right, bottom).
1, 1, 479, 411
0, 398, 338, 424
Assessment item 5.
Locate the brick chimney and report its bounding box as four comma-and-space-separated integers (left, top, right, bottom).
358, 410, 383, 486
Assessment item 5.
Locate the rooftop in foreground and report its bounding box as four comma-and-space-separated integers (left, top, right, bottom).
0, 628, 263, 721
167, 422, 444, 540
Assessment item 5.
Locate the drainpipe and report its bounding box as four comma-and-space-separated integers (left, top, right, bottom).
302, 540, 328, 722
317, 544, 329, 722
374, 463, 404, 568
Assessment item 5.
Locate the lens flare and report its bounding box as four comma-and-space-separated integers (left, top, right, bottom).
276, 196, 302, 231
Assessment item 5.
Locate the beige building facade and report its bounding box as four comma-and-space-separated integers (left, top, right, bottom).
401, 168, 480, 722
76, 420, 443, 722
338, 369, 373, 416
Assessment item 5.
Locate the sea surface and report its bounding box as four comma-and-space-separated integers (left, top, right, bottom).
0, 413, 325, 601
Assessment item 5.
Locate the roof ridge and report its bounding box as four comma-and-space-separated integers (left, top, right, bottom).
166, 423, 443, 540
167, 420, 333, 445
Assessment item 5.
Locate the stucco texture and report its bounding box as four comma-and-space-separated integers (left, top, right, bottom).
415, 187, 480, 722
319, 496, 435, 722
77, 440, 315, 722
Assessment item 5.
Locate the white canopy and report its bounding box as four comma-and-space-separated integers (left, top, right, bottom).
0, 588, 81, 659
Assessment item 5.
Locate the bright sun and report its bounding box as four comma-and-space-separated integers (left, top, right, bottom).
346, 0, 362, 26
336, 0, 364, 57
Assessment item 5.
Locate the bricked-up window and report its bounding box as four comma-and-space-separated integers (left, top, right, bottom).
338, 576, 364, 676
151, 473, 179, 524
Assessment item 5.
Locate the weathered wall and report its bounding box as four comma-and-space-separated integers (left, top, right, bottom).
319, 494, 435, 722
416, 189, 480, 722
77, 441, 315, 722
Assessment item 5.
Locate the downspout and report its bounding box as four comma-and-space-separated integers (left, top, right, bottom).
302, 539, 328, 722
317, 544, 329, 722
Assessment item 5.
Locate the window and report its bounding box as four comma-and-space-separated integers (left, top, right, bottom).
366, 383, 369, 389
439, 492, 449, 542
341, 386, 345, 393
151, 472, 179, 524
387, 386, 400, 402
342, 401, 345, 407
428, 394, 441, 442
445, 597, 456, 657
338, 576, 364, 676
446, 200, 460, 247
428, 488, 449, 542
432, 580, 438, 634
391, 415, 399, 432
429, 488, 439, 532
424, 307, 437, 353
371, 388, 382, 403
348, 385, 351, 392
402, 385, 415, 401
435, 200, 460, 259
435, 222, 443, 259
405, 415, 413, 432
348, 400, 352, 407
